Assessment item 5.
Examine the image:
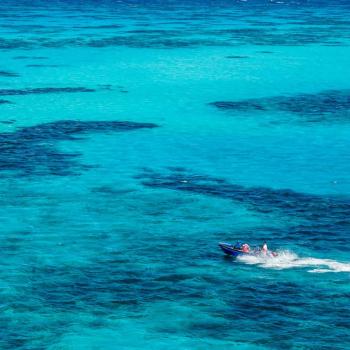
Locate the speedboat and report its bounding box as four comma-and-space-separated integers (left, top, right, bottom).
219, 242, 253, 257
219, 242, 278, 258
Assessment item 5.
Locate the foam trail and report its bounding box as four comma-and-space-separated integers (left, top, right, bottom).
238, 251, 350, 273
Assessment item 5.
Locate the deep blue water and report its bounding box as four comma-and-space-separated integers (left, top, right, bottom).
1, 1, 350, 349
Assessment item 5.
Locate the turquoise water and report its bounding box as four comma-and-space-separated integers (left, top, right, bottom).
1, 1, 350, 349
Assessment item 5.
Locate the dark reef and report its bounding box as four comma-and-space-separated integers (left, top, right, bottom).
2, 242, 348, 350
0, 87, 95, 96
137, 169, 350, 251
0, 120, 158, 177
1, 19, 348, 50
75, 24, 123, 29
25, 64, 63, 67
210, 89, 350, 122
0, 70, 19, 77
0, 99, 11, 104
13, 56, 48, 59
226, 55, 249, 59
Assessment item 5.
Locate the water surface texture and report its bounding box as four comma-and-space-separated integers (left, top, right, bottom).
1, 0, 350, 349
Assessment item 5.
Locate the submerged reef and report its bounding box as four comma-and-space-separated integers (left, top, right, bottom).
12, 56, 48, 59
0, 70, 19, 77
137, 169, 350, 251
210, 89, 350, 123
0, 87, 95, 96
2, 8, 350, 51
25, 64, 64, 67
0, 120, 158, 176
225, 55, 249, 59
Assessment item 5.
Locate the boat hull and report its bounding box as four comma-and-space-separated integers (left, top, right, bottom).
219, 242, 278, 258
219, 242, 251, 257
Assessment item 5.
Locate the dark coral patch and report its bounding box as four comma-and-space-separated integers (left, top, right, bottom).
76, 24, 123, 29
210, 90, 350, 122
15, 120, 158, 140
1, 20, 349, 50
2, 239, 349, 350
13, 56, 48, 60
98, 84, 113, 90
25, 64, 64, 67
137, 170, 349, 218
137, 169, 350, 250
226, 55, 249, 59
0, 120, 158, 177
91, 186, 135, 195
0, 87, 95, 96
0, 70, 19, 77
84, 35, 219, 49
0, 99, 11, 104
0, 38, 33, 49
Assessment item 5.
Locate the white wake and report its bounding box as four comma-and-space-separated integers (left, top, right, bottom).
238, 250, 350, 273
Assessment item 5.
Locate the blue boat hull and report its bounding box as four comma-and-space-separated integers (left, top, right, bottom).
219, 242, 251, 257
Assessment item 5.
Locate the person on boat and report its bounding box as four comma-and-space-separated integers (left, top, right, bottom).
261, 242, 268, 255
242, 243, 250, 253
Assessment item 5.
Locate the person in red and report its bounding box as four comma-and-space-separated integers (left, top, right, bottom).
242, 243, 250, 253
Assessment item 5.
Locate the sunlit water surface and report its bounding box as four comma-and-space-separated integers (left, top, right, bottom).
1, 0, 350, 349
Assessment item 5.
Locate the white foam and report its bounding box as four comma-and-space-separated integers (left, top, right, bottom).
238, 250, 350, 273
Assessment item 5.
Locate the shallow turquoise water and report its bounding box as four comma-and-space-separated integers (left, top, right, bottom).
1, 1, 350, 349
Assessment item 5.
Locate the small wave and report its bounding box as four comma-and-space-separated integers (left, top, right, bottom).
238, 250, 350, 273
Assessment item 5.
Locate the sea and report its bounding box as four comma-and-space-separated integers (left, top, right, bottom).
0, 0, 350, 349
